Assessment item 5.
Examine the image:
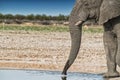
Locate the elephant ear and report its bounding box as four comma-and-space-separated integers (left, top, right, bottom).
99, 0, 120, 24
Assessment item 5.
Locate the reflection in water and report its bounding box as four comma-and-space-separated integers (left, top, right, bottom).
104, 78, 119, 80
61, 76, 114, 80
104, 78, 109, 80
0, 69, 105, 80
61, 76, 66, 80
61, 73, 104, 80
61, 76, 120, 80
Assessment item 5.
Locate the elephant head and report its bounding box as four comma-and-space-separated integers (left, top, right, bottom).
62, 0, 120, 77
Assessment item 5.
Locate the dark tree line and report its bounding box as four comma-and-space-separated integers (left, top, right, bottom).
0, 13, 69, 21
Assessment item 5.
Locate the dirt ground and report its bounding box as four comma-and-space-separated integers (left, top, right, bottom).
0, 30, 113, 74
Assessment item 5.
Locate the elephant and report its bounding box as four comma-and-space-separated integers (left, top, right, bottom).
61, 0, 120, 78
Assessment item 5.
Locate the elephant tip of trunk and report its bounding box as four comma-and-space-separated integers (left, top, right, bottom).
61, 73, 67, 78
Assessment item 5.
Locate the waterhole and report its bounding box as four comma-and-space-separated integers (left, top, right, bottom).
0, 69, 104, 80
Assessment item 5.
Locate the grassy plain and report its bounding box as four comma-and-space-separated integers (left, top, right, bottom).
0, 24, 103, 33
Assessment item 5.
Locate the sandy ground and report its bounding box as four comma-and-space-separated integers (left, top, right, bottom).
0, 30, 119, 76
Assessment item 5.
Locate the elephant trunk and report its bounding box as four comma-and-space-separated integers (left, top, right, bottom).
62, 23, 82, 75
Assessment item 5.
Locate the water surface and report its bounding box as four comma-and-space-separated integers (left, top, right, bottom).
0, 69, 104, 80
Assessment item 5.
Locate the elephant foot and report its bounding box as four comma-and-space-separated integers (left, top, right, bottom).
103, 71, 120, 78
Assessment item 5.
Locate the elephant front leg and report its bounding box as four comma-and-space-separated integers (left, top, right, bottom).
115, 22, 120, 68
103, 24, 119, 78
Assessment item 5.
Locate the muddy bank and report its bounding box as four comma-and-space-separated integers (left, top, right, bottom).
0, 31, 107, 73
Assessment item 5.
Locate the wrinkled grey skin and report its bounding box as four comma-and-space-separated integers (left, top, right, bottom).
62, 0, 120, 78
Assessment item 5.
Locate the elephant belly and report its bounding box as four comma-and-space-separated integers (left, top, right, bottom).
99, 0, 120, 24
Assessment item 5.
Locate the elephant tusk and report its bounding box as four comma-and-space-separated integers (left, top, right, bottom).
75, 21, 82, 26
